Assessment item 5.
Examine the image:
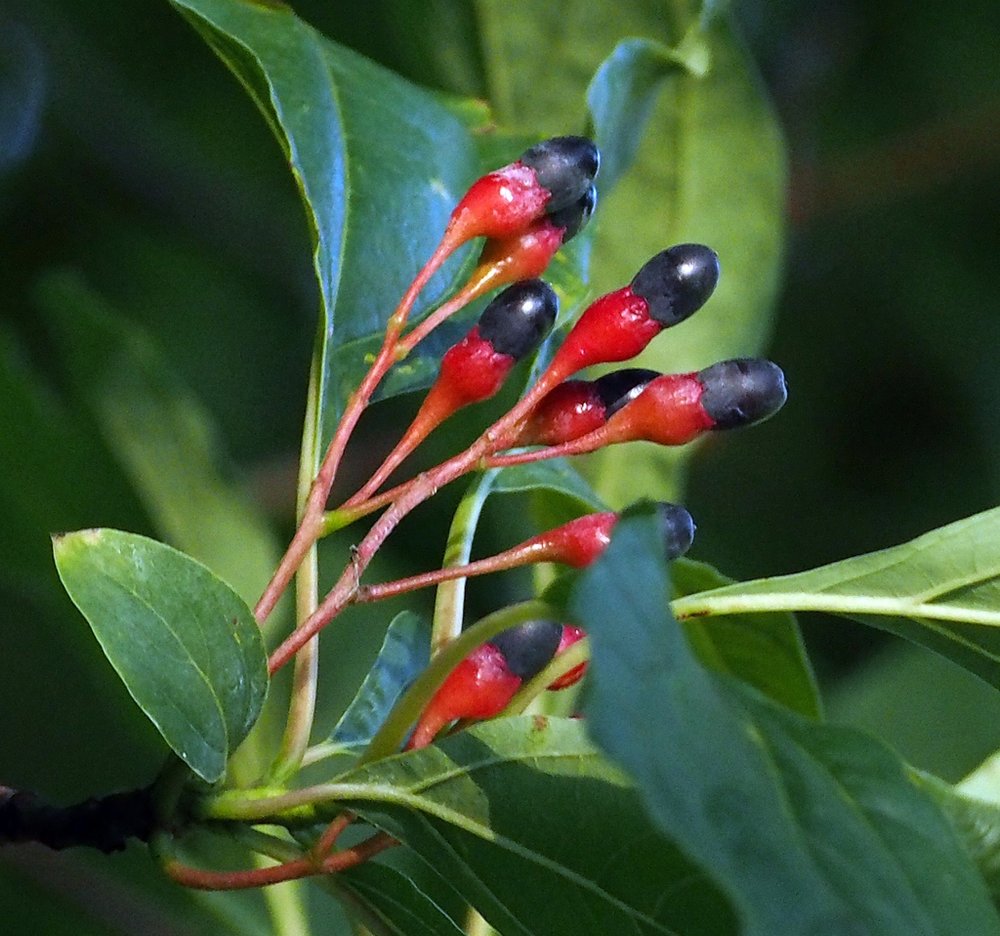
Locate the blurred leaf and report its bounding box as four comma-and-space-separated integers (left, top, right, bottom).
923, 769, 1000, 906
673, 506, 1000, 687
337, 717, 737, 936
673, 557, 821, 719
571, 505, 999, 935
586, 36, 708, 191
0, 327, 147, 599
0, 21, 46, 177
53, 529, 268, 782
828, 643, 1000, 783
330, 612, 430, 747
38, 271, 280, 608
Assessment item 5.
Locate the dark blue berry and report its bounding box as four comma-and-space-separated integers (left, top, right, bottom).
697, 359, 787, 429
655, 502, 696, 560
478, 279, 558, 360
593, 368, 660, 417
520, 136, 600, 213
630, 244, 720, 327
490, 619, 563, 680
546, 184, 597, 242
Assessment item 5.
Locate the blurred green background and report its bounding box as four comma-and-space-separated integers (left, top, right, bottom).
1, 0, 998, 932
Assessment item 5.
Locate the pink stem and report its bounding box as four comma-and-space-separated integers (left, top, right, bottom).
253, 231, 463, 626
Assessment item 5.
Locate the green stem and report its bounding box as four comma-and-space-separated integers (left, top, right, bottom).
500, 639, 589, 717
300, 740, 360, 769
228, 823, 318, 934
430, 471, 500, 657
271, 344, 323, 782
671, 591, 1000, 627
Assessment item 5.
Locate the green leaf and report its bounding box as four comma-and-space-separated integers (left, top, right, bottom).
337, 847, 467, 936
925, 767, 1000, 905
330, 612, 430, 748
586, 37, 707, 192
38, 272, 280, 610
52, 529, 267, 782
488, 458, 606, 512
673, 557, 821, 719
335, 717, 736, 936
672, 506, 1000, 687
541, 555, 821, 720
170, 0, 482, 437
571, 505, 1000, 935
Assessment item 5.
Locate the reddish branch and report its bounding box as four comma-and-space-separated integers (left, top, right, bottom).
163, 831, 396, 890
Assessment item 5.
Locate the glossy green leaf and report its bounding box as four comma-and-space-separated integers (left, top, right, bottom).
571, 505, 999, 935
673, 506, 1000, 687
336, 717, 737, 936
38, 272, 280, 610
53, 529, 267, 782
330, 612, 430, 748
170, 0, 481, 439
673, 557, 821, 719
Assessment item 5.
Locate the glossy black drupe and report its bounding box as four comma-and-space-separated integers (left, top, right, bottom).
478, 279, 558, 360
697, 359, 787, 429
490, 619, 563, 681
655, 502, 696, 561
593, 368, 661, 417
546, 184, 597, 242
630, 244, 720, 327
520, 136, 600, 213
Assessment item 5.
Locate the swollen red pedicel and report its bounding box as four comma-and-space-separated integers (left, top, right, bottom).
407, 644, 522, 749
517, 380, 607, 446
603, 373, 716, 446
546, 287, 662, 379
477, 218, 567, 284
515, 512, 619, 568
450, 164, 552, 243
431, 328, 514, 412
